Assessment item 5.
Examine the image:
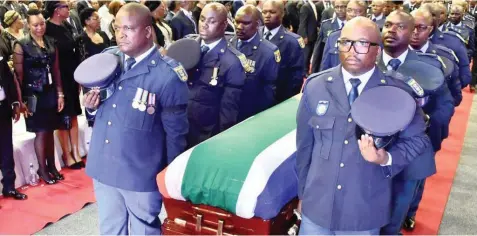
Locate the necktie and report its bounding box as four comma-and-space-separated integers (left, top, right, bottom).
388, 59, 401, 71
348, 78, 361, 106
125, 57, 136, 72
341, 22, 344, 29
265, 31, 272, 40
372, 18, 376, 22
237, 41, 244, 50
201, 45, 210, 59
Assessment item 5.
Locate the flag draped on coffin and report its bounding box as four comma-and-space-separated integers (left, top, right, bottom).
157, 96, 301, 219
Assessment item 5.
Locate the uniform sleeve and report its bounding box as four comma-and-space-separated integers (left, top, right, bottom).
262, 52, 279, 107
387, 106, 431, 176
449, 62, 463, 106
290, 40, 305, 93
298, 5, 309, 39
296, 88, 314, 199
160, 73, 190, 164
428, 85, 455, 151
320, 35, 333, 71
455, 41, 472, 88
219, 59, 245, 132
170, 17, 182, 41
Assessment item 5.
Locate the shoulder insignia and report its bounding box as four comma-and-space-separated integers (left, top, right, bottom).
173, 65, 188, 82
443, 30, 466, 44
298, 37, 305, 48
102, 46, 120, 54
434, 44, 459, 63
274, 49, 281, 63
228, 45, 252, 72
406, 77, 424, 97
436, 55, 446, 69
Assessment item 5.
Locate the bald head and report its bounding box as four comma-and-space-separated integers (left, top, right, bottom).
263, 0, 284, 14
237, 4, 260, 21
262, 0, 285, 29
203, 2, 228, 22
411, 8, 433, 25
387, 10, 415, 28
118, 2, 152, 27
199, 2, 228, 43
339, 17, 381, 76
449, 4, 464, 24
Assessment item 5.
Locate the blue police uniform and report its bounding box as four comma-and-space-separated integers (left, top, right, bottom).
311, 18, 341, 73
444, 22, 475, 61
431, 29, 472, 88
186, 37, 246, 147
319, 29, 341, 71
86, 46, 189, 234
229, 34, 280, 121
297, 65, 430, 233
259, 25, 305, 103
377, 50, 454, 235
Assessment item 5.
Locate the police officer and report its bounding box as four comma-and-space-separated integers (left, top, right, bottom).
369, 0, 386, 29
410, 8, 462, 106
230, 5, 280, 121
187, 2, 246, 147
310, 0, 348, 73
320, 0, 368, 71
0, 35, 27, 201
423, 3, 472, 89
82, 3, 189, 234
260, 0, 304, 103
297, 16, 430, 235
378, 10, 454, 235
446, 4, 475, 61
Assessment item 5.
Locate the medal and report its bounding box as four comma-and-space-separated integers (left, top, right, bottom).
139, 90, 148, 112
147, 93, 156, 115
210, 67, 218, 86
132, 88, 143, 109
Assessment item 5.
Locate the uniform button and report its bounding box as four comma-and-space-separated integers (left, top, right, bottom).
107, 121, 112, 126
344, 140, 349, 144
105, 139, 110, 144
118, 86, 123, 90
316, 125, 320, 129
112, 104, 117, 108
337, 185, 342, 190
348, 118, 352, 123
340, 163, 344, 168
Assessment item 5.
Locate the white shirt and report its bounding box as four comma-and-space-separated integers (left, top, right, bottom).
309, 2, 318, 20
238, 33, 257, 44
341, 66, 375, 95
438, 24, 444, 31
336, 18, 346, 29
372, 14, 384, 21
409, 41, 429, 53
124, 45, 157, 69
264, 25, 282, 40
157, 22, 173, 49
181, 8, 197, 33
341, 66, 393, 166
201, 38, 223, 52
99, 4, 114, 39
382, 49, 409, 71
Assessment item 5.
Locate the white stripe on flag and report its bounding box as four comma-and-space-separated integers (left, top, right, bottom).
165, 147, 195, 201
235, 129, 297, 218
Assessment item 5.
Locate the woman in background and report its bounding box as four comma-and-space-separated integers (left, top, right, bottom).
44, 1, 83, 170
145, 0, 173, 49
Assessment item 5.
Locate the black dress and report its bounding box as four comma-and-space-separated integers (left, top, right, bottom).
16, 35, 60, 132
45, 21, 82, 121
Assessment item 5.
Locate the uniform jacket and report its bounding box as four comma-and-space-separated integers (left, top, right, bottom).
377, 50, 451, 179
431, 29, 471, 88
229, 34, 280, 121
311, 18, 340, 73
425, 42, 463, 106
259, 26, 305, 103
186, 38, 246, 147
170, 10, 196, 41
444, 22, 475, 60
297, 66, 430, 231
86, 47, 189, 192
320, 29, 341, 71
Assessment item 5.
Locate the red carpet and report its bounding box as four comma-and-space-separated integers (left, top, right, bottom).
407, 89, 474, 235
0, 168, 95, 235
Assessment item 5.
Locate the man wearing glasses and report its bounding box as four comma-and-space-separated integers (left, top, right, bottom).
378, 10, 454, 235
296, 16, 430, 235
320, 0, 368, 71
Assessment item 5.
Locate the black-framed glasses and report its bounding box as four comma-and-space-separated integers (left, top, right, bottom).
414, 25, 431, 33
336, 39, 379, 54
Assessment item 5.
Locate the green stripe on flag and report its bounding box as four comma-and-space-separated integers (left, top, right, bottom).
181, 97, 300, 213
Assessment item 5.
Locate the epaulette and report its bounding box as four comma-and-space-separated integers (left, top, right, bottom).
162, 55, 188, 82
443, 30, 466, 44
286, 31, 306, 48
384, 70, 425, 97
228, 46, 253, 73
434, 44, 459, 63
321, 18, 332, 24
184, 34, 200, 40
102, 46, 120, 55
415, 52, 443, 69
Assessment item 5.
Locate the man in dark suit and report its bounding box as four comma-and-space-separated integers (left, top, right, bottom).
82, 4, 189, 234
297, 16, 430, 234
192, 0, 206, 25
67, 1, 83, 37
170, 0, 197, 40
165, 0, 180, 24
319, 0, 335, 21
298, 0, 319, 75
285, 0, 299, 33
378, 10, 453, 235
0, 34, 27, 201
369, 0, 385, 29
403, 0, 421, 13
